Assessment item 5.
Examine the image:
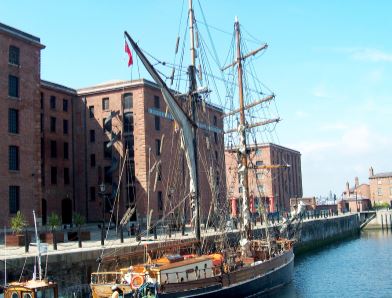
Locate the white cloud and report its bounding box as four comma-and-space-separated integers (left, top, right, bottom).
311, 83, 328, 98
350, 48, 392, 62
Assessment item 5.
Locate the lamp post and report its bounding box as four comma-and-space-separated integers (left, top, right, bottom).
99, 182, 106, 245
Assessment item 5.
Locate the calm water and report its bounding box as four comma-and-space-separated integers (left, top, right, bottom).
265, 229, 392, 298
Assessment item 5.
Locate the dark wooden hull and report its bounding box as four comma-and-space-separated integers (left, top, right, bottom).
160, 250, 294, 297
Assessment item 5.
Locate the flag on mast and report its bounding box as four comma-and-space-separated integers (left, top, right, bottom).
125, 41, 133, 66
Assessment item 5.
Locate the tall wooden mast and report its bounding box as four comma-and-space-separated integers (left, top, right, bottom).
235, 17, 251, 241
188, 0, 201, 243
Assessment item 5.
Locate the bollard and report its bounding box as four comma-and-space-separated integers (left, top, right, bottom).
154, 226, 157, 239
136, 225, 141, 241
181, 223, 185, 236
53, 231, 57, 250
120, 226, 124, 243
24, 229, 29, 253
381, 214, 384, 230
78, 228, 82, 248
101, 226, 105, 246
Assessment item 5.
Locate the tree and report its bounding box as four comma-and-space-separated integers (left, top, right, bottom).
10, 211, 27, 235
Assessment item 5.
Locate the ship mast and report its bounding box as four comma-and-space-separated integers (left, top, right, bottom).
188, 0, 201, 243
235, 17, 251, 241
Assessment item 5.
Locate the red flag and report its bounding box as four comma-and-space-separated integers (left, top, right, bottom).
125, 41, 133, 66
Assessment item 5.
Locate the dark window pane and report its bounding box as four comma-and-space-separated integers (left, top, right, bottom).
154, 96, 160, 109
40, 93, 44, 109
64, 168, 70, 185
124, 93, 133, 109
90, 130, 95, 142
157, 191, 163, 211
155, 116, 160, 131
124, 112, 133, 133
103, 142, 111, 159
155, 139, 161, 156
63, 119, 68, 134
9, 45, 20, 65
50, 140, 57, 158
50, 96, 56, 110
89, 106, 94, 118
8, 108, 19, 134
51, 166, 57, 185
40, 113, 44, 132
9, 146, 19, 171
50, 117, 56, 132
125, 136, 134, 158
63, 142, 69, 159
157, 164, 162, 181
213, 115, 217, 126
90, 154, 96, 167
104, 166, 112, 184
63, 99, 68, 112
9, 186, 20, 214
8, 75, 19, 97
90, 187, 96, 201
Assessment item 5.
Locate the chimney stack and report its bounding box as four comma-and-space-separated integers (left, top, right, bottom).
346, 181, 350, 197
369, 167, 374, 177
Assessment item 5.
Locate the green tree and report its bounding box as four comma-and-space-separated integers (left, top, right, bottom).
10, 211, 27, 234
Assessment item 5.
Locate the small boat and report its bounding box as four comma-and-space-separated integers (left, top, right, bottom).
4, 280, 58, 298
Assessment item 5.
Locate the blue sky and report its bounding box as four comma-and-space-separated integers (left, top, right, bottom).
2, 0, 391, 197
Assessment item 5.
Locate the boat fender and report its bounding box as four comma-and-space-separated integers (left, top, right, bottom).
130, 275, 144, 289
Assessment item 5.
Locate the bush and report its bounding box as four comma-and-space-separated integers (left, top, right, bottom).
10, 211, 27, 234
73, 213, 86, 227
48, 213, 61, 231
373, 202, 390, 210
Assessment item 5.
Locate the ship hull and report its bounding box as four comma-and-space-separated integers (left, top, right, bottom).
160, 250, 294, 298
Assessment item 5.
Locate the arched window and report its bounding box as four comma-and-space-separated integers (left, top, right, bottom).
123, 93, 133, 109
124, 112, 134, 133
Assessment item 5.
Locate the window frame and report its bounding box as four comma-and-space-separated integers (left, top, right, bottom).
9, 45, 20, 65
8, 75, 19, 98
9, 145, 19, 171
8, 108, 19, 134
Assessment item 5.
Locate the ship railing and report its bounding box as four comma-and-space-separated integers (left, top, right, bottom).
91, 272, 123, 284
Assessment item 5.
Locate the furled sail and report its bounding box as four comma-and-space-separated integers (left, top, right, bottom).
124, 32, 197, 198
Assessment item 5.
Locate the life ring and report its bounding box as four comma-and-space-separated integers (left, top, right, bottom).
130, 275, 144, 289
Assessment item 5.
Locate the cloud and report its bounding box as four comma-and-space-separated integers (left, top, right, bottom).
350, 48, 392, 62
311, 83, 329, 99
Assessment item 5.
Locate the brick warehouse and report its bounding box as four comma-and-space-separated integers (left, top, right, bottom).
225, 143, 302, 215
0, 22, 226, 227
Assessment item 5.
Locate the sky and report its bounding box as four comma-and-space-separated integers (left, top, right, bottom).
1, 0, 391, 198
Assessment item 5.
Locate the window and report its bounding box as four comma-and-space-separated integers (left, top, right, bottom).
124, 93, 133, 109
103, 142, 111, 159
90, 154, 96, 167
103, 118, 111, 133
51, 167, 57, 184
90, 187, 96, 201
256, 173, 263, 180
63, 119, 68, 134
214, 132, 218, 144
257, 184, 264, 193
124, 112, 133, 133
255, 149, 262, 156
256, 160, 263, 166
215, 150, 218, 161
102, 97, 109, 110
154, 95, 160, 109
89, 130, 95, 142
50, 96, 56, 110
8, 108, 19, 134
63, 99, 68, 112
9, 146, 19, 171
213, 115, 217, 126
89, 106, 94, 118
378, 188, 382, 196
239, 187, 243, 194
9, 45, 20, 65
64, 168, 70, 185
125, 136, 134, 158
155, 139, 161, 156
104, 166, 112, 184
50, 140, 57, 158
157, 163, 162, 181
378, 179, 382, 185
154, 116, 160, 131
8, 75, 19, 97
9, 186, 20, 214
63, 142, 69, 159
158, 191, 163, 211
50, 117, 56, 132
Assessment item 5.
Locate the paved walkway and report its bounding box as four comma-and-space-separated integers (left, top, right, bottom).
1, 213, 353, 260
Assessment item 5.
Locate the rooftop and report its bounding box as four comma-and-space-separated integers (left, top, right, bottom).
0, 22, 45, 48
41, 80, 77, 95
370, 172, 392, 179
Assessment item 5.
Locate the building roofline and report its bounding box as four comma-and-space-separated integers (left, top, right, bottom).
0, 22, 45, 49
77, 78, 223, 112
41, 80, 77, 95
225, 142, 301, 155
369, 172, 392, 179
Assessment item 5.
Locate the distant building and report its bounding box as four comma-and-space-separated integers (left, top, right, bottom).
369, 167, 392, 204
343, 176, 370, 200
225, 143, 302, 215
338, 198, 371, 213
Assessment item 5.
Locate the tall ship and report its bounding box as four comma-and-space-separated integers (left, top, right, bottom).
90, 1, 303, 297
